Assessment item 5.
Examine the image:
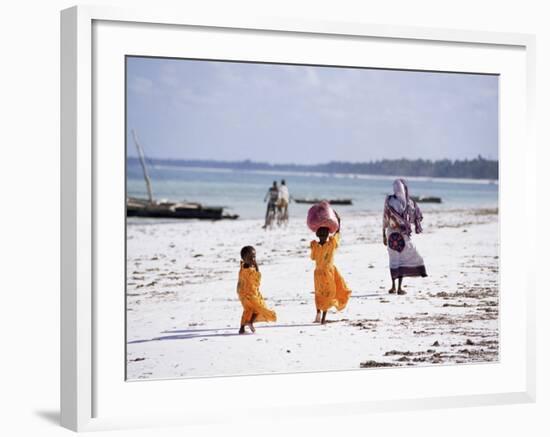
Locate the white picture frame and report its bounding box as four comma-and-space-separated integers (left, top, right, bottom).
60, 5, 536, 432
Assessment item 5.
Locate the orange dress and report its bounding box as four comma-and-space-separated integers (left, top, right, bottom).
310, 233, 351, 312
237, 264, 277, 325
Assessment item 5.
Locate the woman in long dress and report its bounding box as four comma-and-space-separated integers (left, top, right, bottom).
310, 213, 351, 324
382, 179, 427, 295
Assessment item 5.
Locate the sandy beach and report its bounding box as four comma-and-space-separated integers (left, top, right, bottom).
126, 207, 499, 380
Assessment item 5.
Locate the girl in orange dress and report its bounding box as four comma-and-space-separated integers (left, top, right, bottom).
310, 212, 351, 324
237, 246, 277, 334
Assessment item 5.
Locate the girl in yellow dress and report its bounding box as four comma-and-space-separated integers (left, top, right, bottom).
310, 212, 351, 324
237, 246, 277, 334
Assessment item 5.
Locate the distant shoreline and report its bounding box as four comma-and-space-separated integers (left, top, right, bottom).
152, 164, 499, 186
127, 157, 499, 182
128, 162, 498, 186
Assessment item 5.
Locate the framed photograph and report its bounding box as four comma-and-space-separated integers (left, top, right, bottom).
61, 5, 536, 432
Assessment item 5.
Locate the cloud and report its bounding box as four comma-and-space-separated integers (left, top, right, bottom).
159, 64, 179, 87
304, 67, 321, 87
126, 57, 498, 163
128, 76, 153, 96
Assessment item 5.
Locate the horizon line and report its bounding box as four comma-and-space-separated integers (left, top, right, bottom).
126, 156, 498, 165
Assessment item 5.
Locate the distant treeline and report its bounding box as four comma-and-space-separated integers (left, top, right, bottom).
128, 155, 498, 180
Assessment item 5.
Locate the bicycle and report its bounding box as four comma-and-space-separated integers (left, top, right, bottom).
263, 202, 277, 229
276, 201, 289, 227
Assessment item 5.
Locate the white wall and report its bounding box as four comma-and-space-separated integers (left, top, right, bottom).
1, 1, 547, 436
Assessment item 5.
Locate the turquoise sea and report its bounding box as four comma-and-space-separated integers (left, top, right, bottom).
127, 163, 498, 220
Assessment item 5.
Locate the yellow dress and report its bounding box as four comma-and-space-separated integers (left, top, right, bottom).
237, 264, 277, 325
310, 233, 351, 312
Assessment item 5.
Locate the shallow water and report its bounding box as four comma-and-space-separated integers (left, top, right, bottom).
127, 163, 498, 220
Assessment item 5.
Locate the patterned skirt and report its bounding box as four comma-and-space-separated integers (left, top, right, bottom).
386, 229, 427, 280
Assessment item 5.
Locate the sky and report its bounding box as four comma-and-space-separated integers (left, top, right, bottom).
126, 56, 498, 164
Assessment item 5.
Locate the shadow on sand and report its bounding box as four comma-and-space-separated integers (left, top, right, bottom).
350, 293, 382, 299
126, 293, 381, 346
127, 322, 322, 344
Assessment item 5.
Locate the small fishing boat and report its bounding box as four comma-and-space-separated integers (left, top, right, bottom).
293, 198, 353, 205
411, 195, 442, 204
127, 130, 239, 220
127, 197, 238, 220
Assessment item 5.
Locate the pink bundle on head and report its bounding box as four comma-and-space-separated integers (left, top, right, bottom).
307, 201, 339, 233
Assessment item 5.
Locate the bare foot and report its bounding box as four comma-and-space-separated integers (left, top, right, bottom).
313, 315, 321, 323
248, 323, 256, 333
239, 326, 245, 335
397, 289, 406, 295
388, 288, 396, 294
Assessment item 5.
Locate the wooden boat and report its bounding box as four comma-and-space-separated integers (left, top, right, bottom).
411, 195, 442, 204
127, 130, 239, 220
293, 198, 353, 205
127, 197, 238, 220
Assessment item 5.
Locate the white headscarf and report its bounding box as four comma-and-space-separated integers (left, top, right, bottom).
385, 178, 423, 234
392, 179, 408, 214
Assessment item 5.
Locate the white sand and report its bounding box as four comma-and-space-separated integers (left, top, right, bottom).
126, 208, 499, 380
